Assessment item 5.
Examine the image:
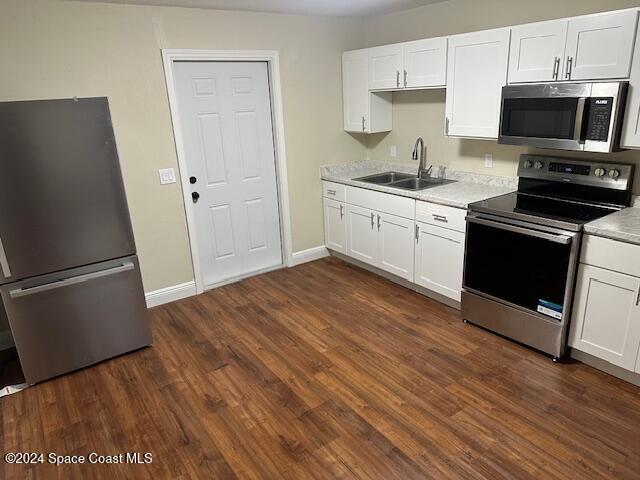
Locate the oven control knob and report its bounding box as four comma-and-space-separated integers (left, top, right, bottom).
594, 167, 606, 177
534, 161, 544, 169
523, 160, 532, 169
608, 169, 621, 179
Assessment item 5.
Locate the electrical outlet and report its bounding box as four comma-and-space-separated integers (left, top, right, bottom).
484, 153, 493, 168
159, 168, 176, 185
390, 145, 397, 158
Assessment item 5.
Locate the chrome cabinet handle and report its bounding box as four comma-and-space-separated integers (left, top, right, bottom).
370, 212, 375, 228
339, 204, 344, 219
0, 235, 10, 278
432, 213, 448, 223
396, 70, 400, 88
415, 223, 419, 242
404, 69, 408, 87
327, 189, 336, 195
636, 287, 640, 306
552, 57, 560, 80
362, 116, 366, 132
9, 262, 134, 298
377, 214, 381, 231
445, 117, 450, 135
565, 56, 573, 79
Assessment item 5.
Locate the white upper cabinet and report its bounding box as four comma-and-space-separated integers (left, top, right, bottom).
623, 19, 640, 149
508, 20, 568, 83
446, 28, 510, 139
564, 10, 638, 81
403, 37, 447, 88
369, 44, 404, 90
343, 49, 392, 134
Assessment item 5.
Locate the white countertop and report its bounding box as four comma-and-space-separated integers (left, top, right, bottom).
584, 203, 640, 246
321, 160, 517, 209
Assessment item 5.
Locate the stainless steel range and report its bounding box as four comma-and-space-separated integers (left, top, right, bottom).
462, 154, 634, 360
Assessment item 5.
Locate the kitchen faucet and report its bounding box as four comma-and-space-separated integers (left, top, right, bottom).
412, 137, 432, 179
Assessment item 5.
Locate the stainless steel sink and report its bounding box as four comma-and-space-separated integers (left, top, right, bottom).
352, 171, 416, 184
389, 177, 457, 191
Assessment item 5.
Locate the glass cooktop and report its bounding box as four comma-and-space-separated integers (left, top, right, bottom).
469, 192, 619, 230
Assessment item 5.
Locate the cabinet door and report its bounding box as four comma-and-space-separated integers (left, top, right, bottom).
508, 20, 568, 83
569, 264, 640, 371
369, 44, 404, 90
403, 37, 447, 88
343, 49, 369, 133
376, 213, 415, 281
323, 198, 346, 255
446, 28, 510, 139
565, 11, 638, 81
346, 204, 377, 266
414, 222, 465, 301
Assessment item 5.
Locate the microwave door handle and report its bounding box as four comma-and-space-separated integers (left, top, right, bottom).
573, 98, 586, 141
466, 216, 573, 245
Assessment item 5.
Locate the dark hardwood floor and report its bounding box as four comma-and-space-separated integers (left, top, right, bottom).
1, 257, 639, 479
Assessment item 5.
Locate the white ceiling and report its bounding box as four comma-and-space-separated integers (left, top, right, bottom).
74, 0, 449, 17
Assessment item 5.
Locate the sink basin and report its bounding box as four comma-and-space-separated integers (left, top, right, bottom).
353, 171, 416, 184
389, 177, 457, 191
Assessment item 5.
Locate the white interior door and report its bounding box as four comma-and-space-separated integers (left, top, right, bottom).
174, 61, 283, 288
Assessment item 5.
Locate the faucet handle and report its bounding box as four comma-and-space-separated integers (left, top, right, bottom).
437, 165, 447, 179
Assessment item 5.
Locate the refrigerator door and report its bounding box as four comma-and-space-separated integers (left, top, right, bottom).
0, 97, 135, 284
0, 255, 151, 385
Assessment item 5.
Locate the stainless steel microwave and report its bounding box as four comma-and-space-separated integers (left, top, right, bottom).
498, 82, 628, 153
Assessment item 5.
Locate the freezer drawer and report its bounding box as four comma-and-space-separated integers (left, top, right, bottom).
1, 255, 151, 385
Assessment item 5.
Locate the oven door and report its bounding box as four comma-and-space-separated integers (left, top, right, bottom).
463, 213, 579, 323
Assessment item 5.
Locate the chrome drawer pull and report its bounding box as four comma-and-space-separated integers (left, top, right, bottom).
9, 262, 134, 298
327, 189, 337, 195
432, 214, 448, 223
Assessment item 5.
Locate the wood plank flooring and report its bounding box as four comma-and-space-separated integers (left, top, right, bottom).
1, 257, 639, 479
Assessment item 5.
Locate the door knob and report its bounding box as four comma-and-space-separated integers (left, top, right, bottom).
189, 176, 197, 184
192, 192, 200, 203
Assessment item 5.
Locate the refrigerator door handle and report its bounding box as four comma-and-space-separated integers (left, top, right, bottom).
0, 235, 10, 278
9, 261, 134, 299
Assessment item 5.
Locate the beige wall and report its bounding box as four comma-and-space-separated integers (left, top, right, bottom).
0, 0, 365, 293
362, 0, 640, 194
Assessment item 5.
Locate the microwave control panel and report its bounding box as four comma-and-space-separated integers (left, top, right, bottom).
585, 97, 613, 142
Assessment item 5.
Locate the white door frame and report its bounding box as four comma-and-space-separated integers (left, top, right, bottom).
161, 49, 293, 294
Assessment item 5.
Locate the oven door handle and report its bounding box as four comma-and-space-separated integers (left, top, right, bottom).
466, 216, 573, 245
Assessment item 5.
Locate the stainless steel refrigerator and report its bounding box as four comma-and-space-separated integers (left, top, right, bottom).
0, 97, 152, 385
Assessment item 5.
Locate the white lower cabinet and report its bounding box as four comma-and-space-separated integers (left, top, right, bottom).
414, 222, 465, 301
323, 198, 346, 255
323, 182, 467, 302
345, 204, 378, 266
569, 263, 640, 371
377, 213, 415, 281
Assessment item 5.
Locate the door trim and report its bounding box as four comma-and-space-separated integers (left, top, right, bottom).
161, 49, 293, 294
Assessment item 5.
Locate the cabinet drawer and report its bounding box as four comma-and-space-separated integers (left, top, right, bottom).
346, 186, 415, 219
415, 201, 466, 233
322, 181, 346, 202
581, 235, 640, 278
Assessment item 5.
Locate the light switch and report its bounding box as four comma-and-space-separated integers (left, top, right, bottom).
159, 168, 176, 185
390, 145, 397, 158
484, 153, 493, 168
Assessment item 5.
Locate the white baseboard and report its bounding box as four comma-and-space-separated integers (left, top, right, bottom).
0, 330, 14, 351
145, 280, 197, 308
290, 246, 329, 266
